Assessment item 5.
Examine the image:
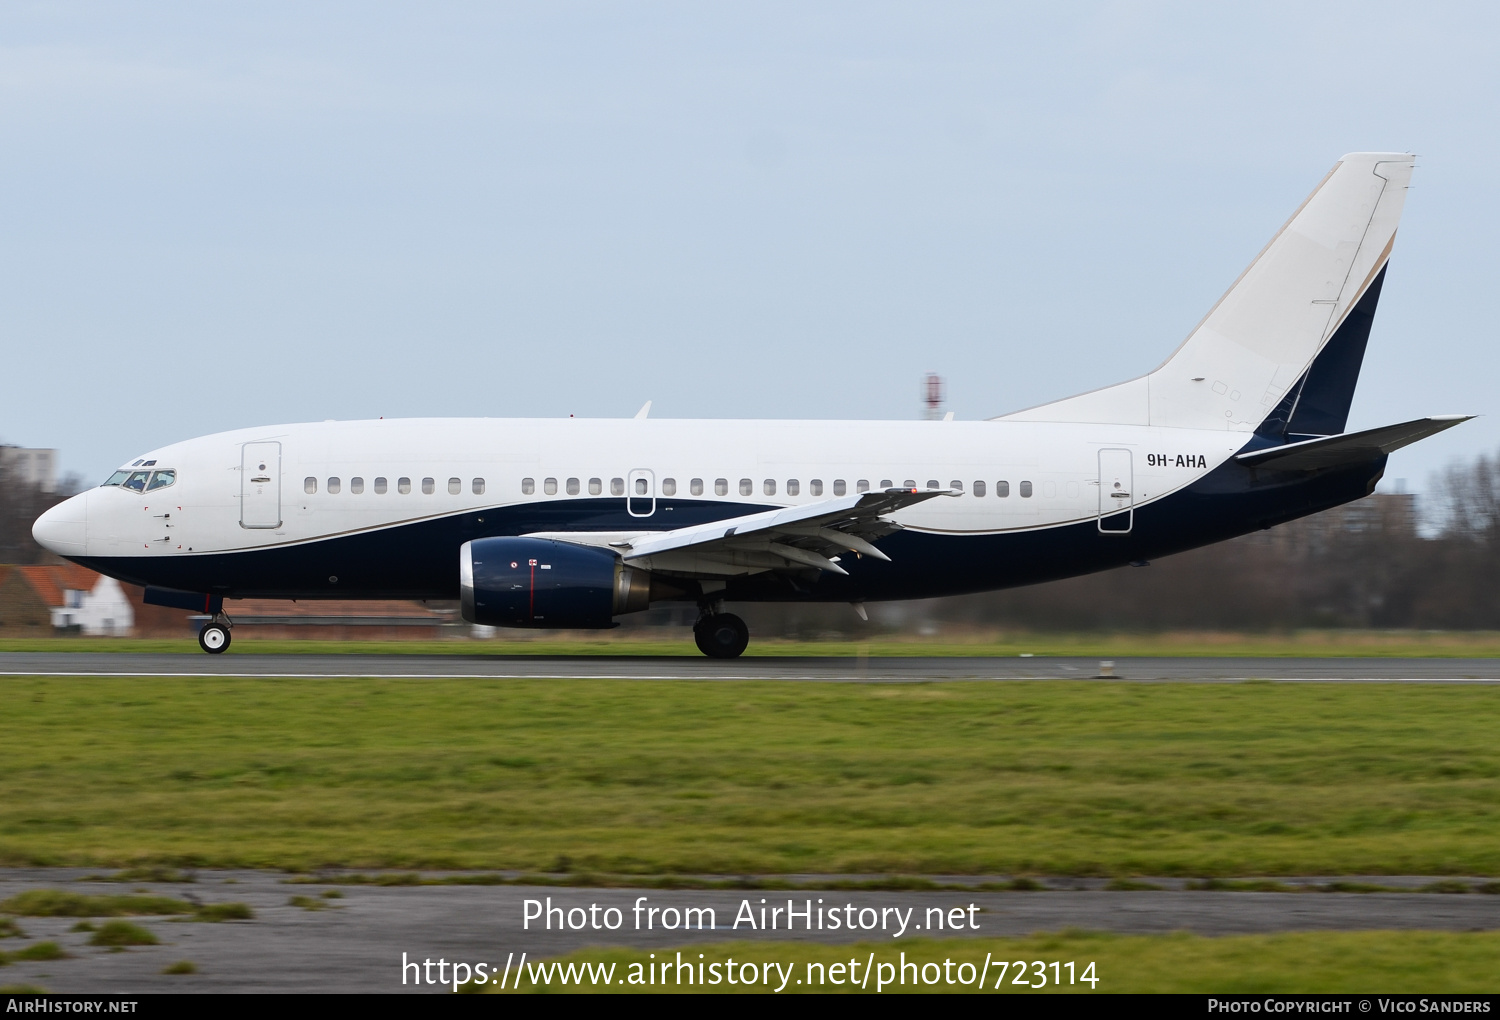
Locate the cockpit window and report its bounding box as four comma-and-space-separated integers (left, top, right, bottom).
103, 470, 132, 487
121, 471, 151, 492
144, 470, 176, 492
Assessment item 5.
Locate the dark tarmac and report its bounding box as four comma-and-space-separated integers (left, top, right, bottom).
3, 653, 1500, 681
0, 870, 1497, 993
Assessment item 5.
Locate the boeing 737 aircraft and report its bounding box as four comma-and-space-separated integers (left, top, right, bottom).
33, 152, 1469, 657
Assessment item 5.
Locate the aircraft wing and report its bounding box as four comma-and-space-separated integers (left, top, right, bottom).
524, 488, 953, 577
1235, 416, 1472, 472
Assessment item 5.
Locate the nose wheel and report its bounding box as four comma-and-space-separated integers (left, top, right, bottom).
694, 612, 749, 659
198, 621, 232, 654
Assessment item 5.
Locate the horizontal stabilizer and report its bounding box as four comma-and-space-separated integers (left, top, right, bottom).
1235, 416, 1472, 472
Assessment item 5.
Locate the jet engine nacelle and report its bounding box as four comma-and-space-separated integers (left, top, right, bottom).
459, 537, 651, 629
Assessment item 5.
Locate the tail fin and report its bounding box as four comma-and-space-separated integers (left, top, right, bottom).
1001, 153, 1415, 432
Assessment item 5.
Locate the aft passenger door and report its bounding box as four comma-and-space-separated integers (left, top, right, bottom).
1098, 448, 1133, 534
241, 442, 282, 529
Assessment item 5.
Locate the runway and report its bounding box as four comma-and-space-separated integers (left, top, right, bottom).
0, 870, 1496, 993
3, 652, 1500, 681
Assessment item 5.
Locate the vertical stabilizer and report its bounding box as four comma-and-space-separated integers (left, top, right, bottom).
1001, 153, 1414, 431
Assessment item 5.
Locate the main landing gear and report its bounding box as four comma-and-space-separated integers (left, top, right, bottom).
694, 610, 749, 659
197, 616, 232, 654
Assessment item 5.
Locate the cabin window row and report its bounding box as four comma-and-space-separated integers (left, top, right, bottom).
305, 477, 486, 495
514, 478, 1036, 498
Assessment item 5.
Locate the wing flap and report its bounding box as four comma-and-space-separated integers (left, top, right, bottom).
525, 487, 953, 579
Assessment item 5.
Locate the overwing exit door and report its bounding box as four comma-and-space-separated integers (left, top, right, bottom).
627, 468, 655, 517
1098, 449, 1133, 534
241, 442, 282, 529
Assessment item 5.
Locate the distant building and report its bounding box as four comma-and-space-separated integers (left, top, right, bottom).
0, 446, 59, 492
0, 564, 133, 635
212, 598, 453, 640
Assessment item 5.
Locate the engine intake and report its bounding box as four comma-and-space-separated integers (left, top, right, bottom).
459, 537, 651, 629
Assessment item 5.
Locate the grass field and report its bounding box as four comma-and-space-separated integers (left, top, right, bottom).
1, 677, 1498, 875
482, 931, 1500, 994
8, 629, 1500, 657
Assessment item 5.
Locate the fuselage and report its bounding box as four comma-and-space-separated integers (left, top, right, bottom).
34, 415, 1382, 605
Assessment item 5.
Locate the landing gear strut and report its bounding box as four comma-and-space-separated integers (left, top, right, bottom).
197, 616, 232, 654
694, 611, 749, 659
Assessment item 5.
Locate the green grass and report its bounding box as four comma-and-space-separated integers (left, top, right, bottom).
0, 889, 251, 922
2, 676, 1500, 875
8, 629, 1500, 657
0, 941, 66, 966
87, 921, 157, 947
482, 931, 1500, 994
0, 890, 194, 917
161, 960, 197, 975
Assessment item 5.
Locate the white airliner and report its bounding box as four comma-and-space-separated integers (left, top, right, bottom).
33, 152, 1469, 657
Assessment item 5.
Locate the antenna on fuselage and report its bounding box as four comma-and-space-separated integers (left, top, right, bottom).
634, 400, 652, 420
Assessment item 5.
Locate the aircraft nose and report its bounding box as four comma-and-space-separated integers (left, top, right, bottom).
32, 491, 89, 557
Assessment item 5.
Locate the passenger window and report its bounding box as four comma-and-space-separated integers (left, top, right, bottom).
690, 478, 704, 496
763, 479, 776, 496
374, 477, 388, 494
834, 479, 846, 496
810, 479, 822, 496
786, 479, 798, 496
715, 478, 728, 496
973, 480, 986, 497
422, 477, 435, 495
926, 479, 939, 489
662, 478, 676, 496
566, 477, 580, 495
544, 478, 557, 495
950, 480, 963, 492
997, 480, 1009, 497
398, 477, 412, 494
611, 478, 624, 496
351, 477, 365, 494
856, 480, 869, 493
146, 470, 177, 492
1019, 480, 1033, 498
589, 477, 602, 495
448, 477, 460, 494
904, 479, 917, 489
122, 471, 150, 492
739, 478, 752, 496
472, 478, 485, 495
304, 476, 317, 495
634, 477, 648, 495
522, 478, 535, 495
328, 477, 342, 494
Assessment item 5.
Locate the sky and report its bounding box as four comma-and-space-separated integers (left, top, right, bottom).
1, 2, 1496, 491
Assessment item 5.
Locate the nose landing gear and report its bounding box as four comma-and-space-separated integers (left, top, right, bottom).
693, 607, 749, 659
197, 615, 232, 654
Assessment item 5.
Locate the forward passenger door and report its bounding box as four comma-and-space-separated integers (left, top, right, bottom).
241, 442, 282, 529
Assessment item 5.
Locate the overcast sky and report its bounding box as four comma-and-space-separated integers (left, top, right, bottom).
1, 2, 1496, 490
